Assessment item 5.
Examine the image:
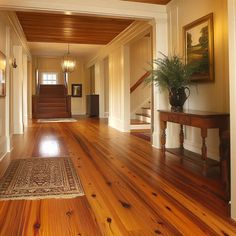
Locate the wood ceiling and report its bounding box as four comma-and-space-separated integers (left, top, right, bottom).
122, 0, 171, 4
16, 12, 134, 45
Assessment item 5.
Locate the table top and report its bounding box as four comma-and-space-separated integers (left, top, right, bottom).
158, 109, 229, 118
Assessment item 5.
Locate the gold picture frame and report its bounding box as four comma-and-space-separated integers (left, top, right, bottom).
0, 51, 6, 97
183, 13, 214, 82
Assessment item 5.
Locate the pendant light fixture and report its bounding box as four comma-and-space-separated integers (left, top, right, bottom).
61, 44, 76, 73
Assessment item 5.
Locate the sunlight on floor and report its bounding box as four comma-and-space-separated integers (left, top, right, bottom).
39, 139, 60, 156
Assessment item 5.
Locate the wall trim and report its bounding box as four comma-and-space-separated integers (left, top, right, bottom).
184, 140, 219, 161
0, 151, 7, 162
109, 117, 129, 132
0, 0, 166, 20
6, 12, 31, 59
13, 122, 24, 134
0, 136, 7, 161
86, 21, 153, 67
71, 111, 86, 116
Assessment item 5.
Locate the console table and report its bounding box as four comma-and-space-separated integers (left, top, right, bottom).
158, 110, 229, 176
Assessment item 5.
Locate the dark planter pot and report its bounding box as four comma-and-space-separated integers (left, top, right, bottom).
169, 87, 190, 112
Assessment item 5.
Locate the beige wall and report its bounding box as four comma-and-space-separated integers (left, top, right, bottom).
32, 56, 86, 115
167, 0, 229, 159
130, 35, 152, 117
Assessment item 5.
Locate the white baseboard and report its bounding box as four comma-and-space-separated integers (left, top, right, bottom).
71, 111, 86, 115
23, 115, 28, 126
152, 130, 160, 149
13, 122, 24, 134
130, 124, 151, 130
184, 139, 219, 161
109, 117, 130, 132
0, 135, 7, 161
0, 151, 7, 162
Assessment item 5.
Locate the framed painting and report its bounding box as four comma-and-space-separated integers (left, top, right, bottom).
0, 51, 6, 97
183, 13, 214, 82
72, 84, 82, 97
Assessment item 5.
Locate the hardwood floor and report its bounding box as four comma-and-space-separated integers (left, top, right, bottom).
0, 118, 236, 235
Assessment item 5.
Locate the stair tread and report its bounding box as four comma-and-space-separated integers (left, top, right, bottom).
135, 113, 151, 118
131, 119, 150, 125
142, 107, 151, 109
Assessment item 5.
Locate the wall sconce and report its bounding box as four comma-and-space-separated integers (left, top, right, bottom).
12, 58, 17, 68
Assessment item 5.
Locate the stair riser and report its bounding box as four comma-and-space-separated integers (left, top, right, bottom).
34, 113, 71, 119
136, 115, 151, 123
38, 98, 66, 103
142, 108, 151, 116
37, 108, 67, 113
130, 124, 151, 130
37, 103, 67, 107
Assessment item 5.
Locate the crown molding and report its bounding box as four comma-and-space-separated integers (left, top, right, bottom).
0, 0, 167, 20
86, 21, 152, 67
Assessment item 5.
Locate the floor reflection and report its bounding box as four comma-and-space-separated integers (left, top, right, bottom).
39, 139, 60, 156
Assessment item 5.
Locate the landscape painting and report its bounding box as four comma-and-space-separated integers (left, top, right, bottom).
183, 13, 214, 82
0, 51, 6, 97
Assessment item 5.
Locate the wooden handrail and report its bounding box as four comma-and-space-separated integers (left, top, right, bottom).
130, 71, 150, 93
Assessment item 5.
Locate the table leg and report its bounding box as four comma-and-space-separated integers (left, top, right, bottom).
160, 120, 167, 156
219, 128, 226, 182
201, 128, 208, 175
179, 125, 184, 152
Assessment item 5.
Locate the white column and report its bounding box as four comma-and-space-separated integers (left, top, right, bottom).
13, 45, 23, 134
108, 46, 130, 132
151, 17, 169, 148
22, 54, 28, 126
95, 61, 105, 118
228, 0, 236, 220
121, 45, 130, 132
5, 26, 11, 152
27, 60, 32, 119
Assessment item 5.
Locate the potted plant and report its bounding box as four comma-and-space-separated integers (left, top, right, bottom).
145, 53, 195, 112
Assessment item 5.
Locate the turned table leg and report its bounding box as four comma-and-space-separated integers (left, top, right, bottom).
179, 125, 184, 152
160, 120, 167, 156
201, 128, 208, 175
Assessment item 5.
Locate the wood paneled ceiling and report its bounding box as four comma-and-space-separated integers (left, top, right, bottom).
122, 0, 171, 4
16, 12, 134, 45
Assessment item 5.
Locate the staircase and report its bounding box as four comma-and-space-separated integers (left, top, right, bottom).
130, 101, 151, 130
32, 85, 71, 119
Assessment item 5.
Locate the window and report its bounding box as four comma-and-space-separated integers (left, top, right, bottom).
41, 72, 58, 84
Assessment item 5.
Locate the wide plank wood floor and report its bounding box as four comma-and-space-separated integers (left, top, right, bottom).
0, 118, 236, 236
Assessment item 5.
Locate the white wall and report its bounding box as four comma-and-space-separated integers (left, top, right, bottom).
167, 0, 229, 159
0, 12, 30, 159
86, 21, 153, 132
227, 0, 236, 221
130, 35, 152, 117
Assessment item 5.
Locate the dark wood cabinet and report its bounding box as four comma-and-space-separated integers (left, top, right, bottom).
86, 95, 99, 117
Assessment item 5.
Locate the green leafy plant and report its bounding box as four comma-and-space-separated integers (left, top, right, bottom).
145, 53, 195, 91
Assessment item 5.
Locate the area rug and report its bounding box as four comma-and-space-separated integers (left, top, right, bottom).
0, 157, 84, 200
37, 118, 77, 123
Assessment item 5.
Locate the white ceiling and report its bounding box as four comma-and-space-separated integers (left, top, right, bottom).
28, 42, 103, 59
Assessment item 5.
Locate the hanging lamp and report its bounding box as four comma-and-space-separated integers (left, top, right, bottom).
61, 44, 76, 73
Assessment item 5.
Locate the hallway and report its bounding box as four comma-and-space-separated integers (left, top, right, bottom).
0, 118, 235, 235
